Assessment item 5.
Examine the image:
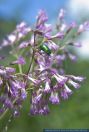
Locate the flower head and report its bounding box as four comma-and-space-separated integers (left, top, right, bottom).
0, 9, 86, 117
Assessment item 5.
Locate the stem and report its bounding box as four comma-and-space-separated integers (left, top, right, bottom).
10, 40, 23, 74
0, 98, 17, 121
18, 63, 23, 74
4, 115, 13, 132
26, 32, 36, 75
14, 54, 23, 74
26, 50, 35, 75
0, 109, 8, 120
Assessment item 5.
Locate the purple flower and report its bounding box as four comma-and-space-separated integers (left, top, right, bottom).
69, 75, 85, 82
43, 23, 52, 35
52, 32, 64, 39
61, 89, 69, 100
68, 42, 82, 47
36, 10, 48, 29
38, 105, 50, 115
4, 98, 13, 109
55, 54, 66, 65
49, 92, 60, 104
30, 104, 38, 115
66, 22, 77, 34
84, 21, 89, 30
32, 93, 42, 104
48, 41, 59, 51
6, 67, 16, 74
0, 69, 6, 76
7, 33, 16, 44
19, 40, 31, 49
68, 79, 80, 89
0, 108, 5, 115
12, 56, 26, 65
44, 80, 51, 93
16, 22, 31, 38
68, 53, 77, 62
58, 9, 65, 20
61, 85, 72, 100
64, 84, 72, 94
53, 73, 67, 87
21, 89, 27, 100
30, 103, 50, 115
16, 56, 26, 65
1, 33, 16, 48
28, 76, 40, 85
78, 21, 89, 34
10, 80, 26, 99
13, 109, 20, 117
42, 105, 50, 115
60, 23, 67, 32
77, 21, 89, 33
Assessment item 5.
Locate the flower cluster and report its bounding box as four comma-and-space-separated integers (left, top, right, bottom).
0, 9, 87, 116
0, 66, 27, 116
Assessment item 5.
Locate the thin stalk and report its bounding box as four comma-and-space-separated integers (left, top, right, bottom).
26, 32, 36, 75
0, 98, 17, 120
0, 109, 8, 120
10, 39, 23, 74
14, 54, 23, 74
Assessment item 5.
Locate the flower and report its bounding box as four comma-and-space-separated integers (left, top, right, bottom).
70, 76, 85, 82
60, 85, 72, 100
53, 73, 67, 87
6, 67, 16, 74
36, 10, 48, 29
44, 80, 51, 93
68, 42, 82, 47
68, 79, 80, 89
68, 53, 77, 62
0, 22, 31, 48
58, 9, 65, 20
49, 92, 60, 104
11, 56, 26, 65
19, 40, 31, 49
0, 9, 86, 117
16, 22, 31, 38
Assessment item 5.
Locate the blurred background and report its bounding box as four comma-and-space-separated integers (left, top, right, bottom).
0, 0, 89, 132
